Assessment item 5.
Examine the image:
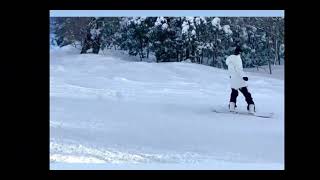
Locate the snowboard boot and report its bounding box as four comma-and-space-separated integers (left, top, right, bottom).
229, 102, 236, 112
247, 104, 255, 114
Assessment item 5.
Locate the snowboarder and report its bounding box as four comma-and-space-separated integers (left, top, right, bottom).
225, 46, 255, 114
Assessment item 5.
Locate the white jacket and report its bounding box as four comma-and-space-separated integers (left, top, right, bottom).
225, 54, 247, 89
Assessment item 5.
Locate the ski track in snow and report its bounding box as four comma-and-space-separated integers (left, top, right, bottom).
50, 46, 284, 169
50, 140, 283, 170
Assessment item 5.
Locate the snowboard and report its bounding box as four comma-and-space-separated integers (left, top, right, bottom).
212, 106, 274, 118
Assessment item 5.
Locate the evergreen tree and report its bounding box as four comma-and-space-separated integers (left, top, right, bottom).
51, 16, 284, 69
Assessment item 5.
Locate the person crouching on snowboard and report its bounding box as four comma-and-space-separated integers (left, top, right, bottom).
225, 46, 255, 114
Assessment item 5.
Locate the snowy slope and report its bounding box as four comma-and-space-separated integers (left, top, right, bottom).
50, 46, 284, 170
244, 65, 284, 80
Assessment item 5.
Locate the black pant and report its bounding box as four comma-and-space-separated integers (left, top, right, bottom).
230, 87, 254, 106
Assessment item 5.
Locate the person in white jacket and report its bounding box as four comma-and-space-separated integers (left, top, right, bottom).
225, 46, 255, 113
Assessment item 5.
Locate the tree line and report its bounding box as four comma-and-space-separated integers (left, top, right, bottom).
51, 16, 284, 72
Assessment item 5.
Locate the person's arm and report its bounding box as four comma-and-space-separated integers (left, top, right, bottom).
233, 56, 245, 78
225, 56, 230, 66
225, 56, 231, 78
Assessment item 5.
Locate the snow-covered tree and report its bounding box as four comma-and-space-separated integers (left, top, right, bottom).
181, 17, 198, 62
119, 17, 155, 61
194, 17, 208, 64
51, 16, 284, 69
80, 17, 105, 54
205, 17, 227, 67
99, 17, 121, 50
53, 17, 91, 48
150, 17, 181, 62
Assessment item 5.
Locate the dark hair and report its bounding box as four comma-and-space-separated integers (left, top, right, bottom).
234, 46, 242, 55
